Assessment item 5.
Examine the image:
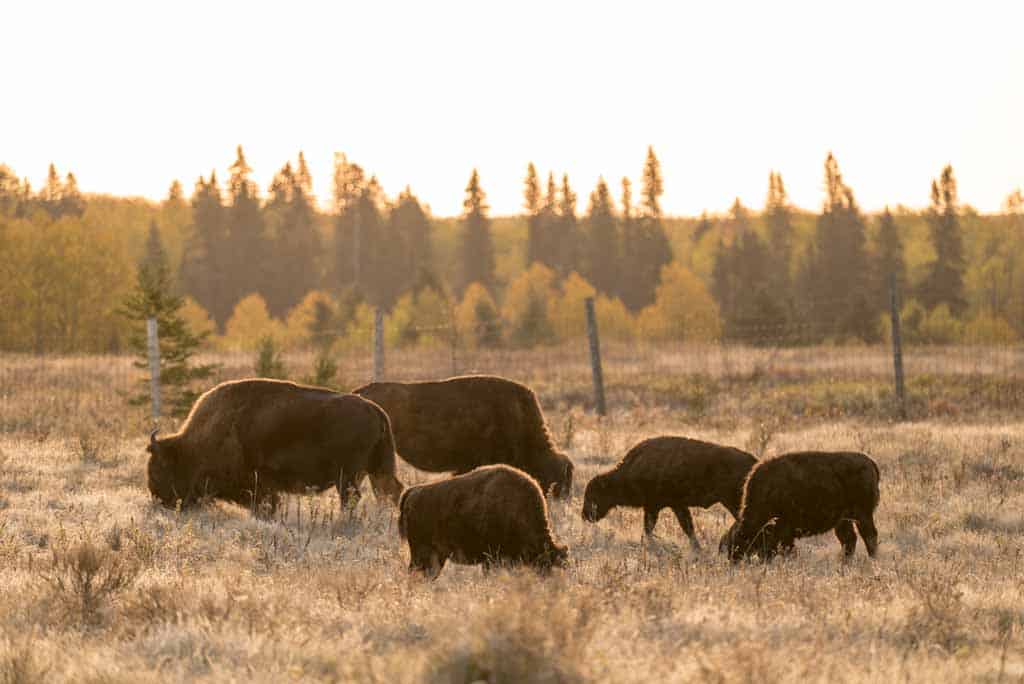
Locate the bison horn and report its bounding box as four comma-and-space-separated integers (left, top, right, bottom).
150, 428, 159, 444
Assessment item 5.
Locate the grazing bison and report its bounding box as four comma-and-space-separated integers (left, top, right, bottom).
398, 465, 569, 579
354, 375, 574, 498
582, 436, 756, 549
724, 451, 880, 562
146, 378, 404, 515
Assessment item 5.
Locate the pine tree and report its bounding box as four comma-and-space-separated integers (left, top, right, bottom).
800, 153, 875, 341
764, 171, 794, 321
621, 147, 672, 311
264, 155, 322, 316
584, 176, 618, 296
179, 173, 230, 327
619, 177, 635, 302
919, 165, 966, 316
120, 221, 217, 418
524, 163, 543, 267
386, 186, 434, 307
692, 211, 714, 244
556, 173, 580, 276
458, 169, 495, 293
875, 207, 906, 299
39, 163, 62, 218
59, 172, 85, 217
226, 145, 268, 311
166, 180, 185, 206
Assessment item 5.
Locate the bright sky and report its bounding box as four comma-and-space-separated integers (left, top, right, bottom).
4, 1, 1022, 216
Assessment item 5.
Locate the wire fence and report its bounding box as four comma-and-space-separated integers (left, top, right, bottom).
3, 297, 1024, 437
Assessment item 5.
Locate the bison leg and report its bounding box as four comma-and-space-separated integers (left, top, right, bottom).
855, 515, 879, 558
409, 545, 444, 580
643, 506, 661, 537
335, 471, 362, 511
835, 519, 858, 558
671, 507, 701, 550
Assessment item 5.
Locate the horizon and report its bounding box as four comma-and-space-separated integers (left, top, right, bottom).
4, 1, 1022, 216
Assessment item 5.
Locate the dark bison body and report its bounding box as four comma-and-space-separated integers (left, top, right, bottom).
724, 451, 880, 562
354, 375, 574, 498
582, 436, 756, 548
146, 378, 404, 514
398, 465, 569, 579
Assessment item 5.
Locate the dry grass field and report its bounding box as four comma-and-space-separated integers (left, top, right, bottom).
2, 348, 1024, 682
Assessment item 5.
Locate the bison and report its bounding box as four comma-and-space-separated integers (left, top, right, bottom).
146, 378, 404, 515
582, 436, 756, 549
398, 464, 569, 579
354, 375, 574, 498
724, 450, 880, 562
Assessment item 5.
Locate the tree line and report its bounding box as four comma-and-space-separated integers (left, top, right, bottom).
1, 148, 1022, 355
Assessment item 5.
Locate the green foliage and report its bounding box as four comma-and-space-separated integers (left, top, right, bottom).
459, 169, 495, 293
620, 148, 672, 311
119, 222, 218, 418
456, 283, 502, 349
304, 350, 340, 389
919, 166, 967, 317
254, 335, 287, 379
583, 176, 619, 297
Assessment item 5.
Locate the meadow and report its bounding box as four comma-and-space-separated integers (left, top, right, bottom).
1, 344, 1023, 682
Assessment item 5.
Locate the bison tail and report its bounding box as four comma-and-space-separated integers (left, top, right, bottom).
367, 400, 404, 505
397, 487, 412, 539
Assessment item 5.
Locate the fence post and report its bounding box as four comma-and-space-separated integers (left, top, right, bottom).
584, 297, 607, 416
889, 273, 907, 420
146, 317, 162, 421
373, 307, 385, 382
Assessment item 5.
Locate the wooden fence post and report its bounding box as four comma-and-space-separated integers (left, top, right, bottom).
146, 317, 162, 420
373, 308, 385, 382
889, 273, 907, 420
584, 297, 607, 416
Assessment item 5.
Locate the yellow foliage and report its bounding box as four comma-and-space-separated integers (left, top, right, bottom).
455, 282, 501, 348
918, 304, 963, 345
337, 303, 376, 352
283, 290, 338, 348
636, 262, 720, 342
179, 297, 216, 345
387, 288, 452, 348
595, 295, 636, 342
222, 293, 284, 350
963, 313, 1018, 345
548, 272, 597, 338
503, 263, 557, 346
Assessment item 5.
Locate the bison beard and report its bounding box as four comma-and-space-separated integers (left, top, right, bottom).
355, 375, 574, 498
582, 436, 756, 549
398, 464, 569, 579
145, 378, 403, 515
726, 450, 880, 562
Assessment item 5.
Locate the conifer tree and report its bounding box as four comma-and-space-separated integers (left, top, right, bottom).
458, 169, 495, 293
621, 147, 672, 311
180, 172, 230, 327
692, 211, 714, 244
556, 173, 580, 276
584, 176, 618, 296
619, 177, 635, 302
226, 145, 268, 311
264, 154, 322, 316
387, 186, 434, 305
764, 171, 794, 320
120, 221, 217, 418
919, 165, 967, 316
59, 172, 85, 217
524, 163, 543, 267
166, 180, 185, 206
875, 207, 906, 299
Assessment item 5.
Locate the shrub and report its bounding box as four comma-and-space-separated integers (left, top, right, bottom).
253, 335, 287, 379
42, 538, 140, 628
455, 283, 502, 349
636, 261, 720, 342
504, 264, 557, 348
222, 293, 285, 351
963, 313, 1018, 345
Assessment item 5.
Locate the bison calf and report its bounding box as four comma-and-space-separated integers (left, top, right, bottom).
725, 451, 880, 562
355, 375, 574, 498
398, 465, 569, 579
146, 378, 404, 515
582, 436, 756, 549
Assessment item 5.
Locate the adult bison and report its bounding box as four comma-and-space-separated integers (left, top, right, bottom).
723, 451, 880, 562
354, 375, 574, 498
146, 378, 404, 515
398, 464, 569, 579
582, 436, 756, 549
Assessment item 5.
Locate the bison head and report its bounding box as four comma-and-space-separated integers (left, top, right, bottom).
581, 475, 613, 523
541, 452, 574, 499
146, 430, 194, 509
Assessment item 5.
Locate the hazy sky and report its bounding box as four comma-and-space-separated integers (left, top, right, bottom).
4, 1, 1022, 216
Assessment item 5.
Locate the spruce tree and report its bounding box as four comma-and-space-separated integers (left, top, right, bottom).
584, 176, 619, 296
621, 147, 672, 311
226, 145, 268, 310
458, 169, 495, 293
619, 177, 635, 302
524, 163, 543, 267
875, 207, 906, 299
919, 165, 966, 316
556, 173, 580, 276
264, 155, 322, 316
387, 186, 434, 306
764, 171, 794, 321
120, 221, 217, 418
179, 173, 230, 327
59, 172, 85, 217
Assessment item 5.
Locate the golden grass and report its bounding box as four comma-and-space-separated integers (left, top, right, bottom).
2, 407, 1024, 682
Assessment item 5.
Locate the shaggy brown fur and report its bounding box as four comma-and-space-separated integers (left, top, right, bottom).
146, 378, 403, 514
354, 375, 574, 498
725, 451, 880, 562
582, 436, 756, 548
398, 464, 569, 579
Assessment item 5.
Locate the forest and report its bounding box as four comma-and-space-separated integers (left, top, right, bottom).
1, 147, 1022, 354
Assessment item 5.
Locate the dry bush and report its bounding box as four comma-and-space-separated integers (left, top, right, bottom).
0, 637, 49, 684
41, 537, 140, 628
427, 575, 595, 684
